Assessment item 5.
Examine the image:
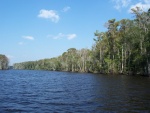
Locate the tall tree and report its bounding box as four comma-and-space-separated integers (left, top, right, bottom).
0, 54, 9, 70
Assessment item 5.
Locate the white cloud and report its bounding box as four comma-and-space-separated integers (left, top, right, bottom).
53, 33, 65, 39
38, 9, 59, 23
67, 34, 76, 40
112, 0, 131, 10
112, 0, 150, 12
48, 33, 77, 40
22, 36, 34, 40
129, 1, 150, 13
62, 6, 71, 12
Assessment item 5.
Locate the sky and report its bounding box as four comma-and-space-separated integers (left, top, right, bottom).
0, 0, 150, 65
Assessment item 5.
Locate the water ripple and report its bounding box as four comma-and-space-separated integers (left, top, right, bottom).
0, 70, 150, 113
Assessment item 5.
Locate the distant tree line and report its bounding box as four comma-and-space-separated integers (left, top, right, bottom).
0, 54, 9, 70
13, 7, 150, 76
13, 48, 92, 72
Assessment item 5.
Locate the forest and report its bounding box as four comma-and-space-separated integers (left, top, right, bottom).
0, 54, 9, 70
14, 7, 150, 76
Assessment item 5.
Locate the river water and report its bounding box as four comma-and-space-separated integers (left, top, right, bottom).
0, 70, 150, 113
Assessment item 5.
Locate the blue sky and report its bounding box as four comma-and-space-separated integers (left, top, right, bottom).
0, 0, 150, 65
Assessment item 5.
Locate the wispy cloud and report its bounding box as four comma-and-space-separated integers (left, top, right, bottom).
22, 36, 34, 40
129, 0, 150, 13
50, 33, 65, 39
38, 9, 60, 23
112, 0, 131, 10
67, 34, 76, 40
144, 0, 150, 4
6, 55, 14, 59
48, 33, 77, 40
62, 6, 71, 12
112, 0, 150, 12
18, 42, 24, 45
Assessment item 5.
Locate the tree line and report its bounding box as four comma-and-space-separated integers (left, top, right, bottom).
13, 48, 92, 72
13, 7, 150, 76
0, 54, 9, 70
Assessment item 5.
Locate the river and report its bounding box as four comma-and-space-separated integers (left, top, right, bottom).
0, 70, 150, 113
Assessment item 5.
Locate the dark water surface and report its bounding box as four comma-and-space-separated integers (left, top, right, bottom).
0, 70, 150, 113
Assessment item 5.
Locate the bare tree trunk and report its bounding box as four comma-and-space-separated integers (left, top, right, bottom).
121, 46, 124, 74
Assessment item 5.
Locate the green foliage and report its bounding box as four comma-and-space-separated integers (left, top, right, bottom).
13, 48, 92, 73
13, 8, 150, 76
0, 54, 9, 70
